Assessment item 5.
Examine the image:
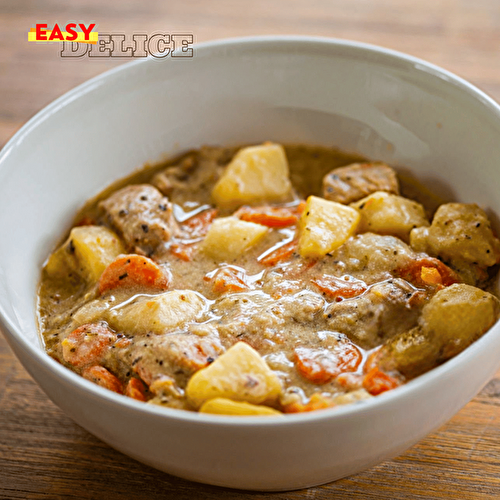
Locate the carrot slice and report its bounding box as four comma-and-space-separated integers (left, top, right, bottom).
397, 257, 460, 288
260, 240, 297, 266
125, 378, 148, 401
283, 393, 335, 413
62, 323, 117, 368
235, 205, 303, 228
82, 366, 123, 394
336, 372, 364, 391
363, 366, 401, 396
296, 200, 307, 215
207, 267, 250, 294
311, 275, 367, 301
295, 343, 362, 385
181, 208, 218, 237
98, 254, 170, 294
170, 242, 196, 262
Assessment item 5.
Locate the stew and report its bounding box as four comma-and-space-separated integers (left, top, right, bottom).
37, 143, 500, 416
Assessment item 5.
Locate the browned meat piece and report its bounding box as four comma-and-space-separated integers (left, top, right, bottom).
212, 291, 326, 353
99, 184, 178, 256
322, 162, 399, 204
152, 146, 238, 206
324, 278, 426, 349
125, 332, 224, 391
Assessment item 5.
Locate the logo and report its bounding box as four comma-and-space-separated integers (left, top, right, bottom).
28, 23, 97, 44
28, 23, 194, 58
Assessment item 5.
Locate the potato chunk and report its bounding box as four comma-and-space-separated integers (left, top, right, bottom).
45, 226, 124, 283
199, 398, 283, 416
351, 191, 428, 242
298, 195, 360, 258
107, 290, 205, 335
378, 285, 499, 378
186, 342, 282, 409
200, 217, 268, 261
377, 326, 441, 379
410, 203, 500, 268
420, 283, 499, 360
211, 143, 292, 208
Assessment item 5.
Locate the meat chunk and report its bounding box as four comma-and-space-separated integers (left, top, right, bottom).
152, 146, 236, 206
99, 184, 178, 256
410, 203, 500, 284
325, 278, 425, 349
322, 162, 399, 204
211, 291, 325, 353
125, 332, 224, 389
327, 233, 419, 284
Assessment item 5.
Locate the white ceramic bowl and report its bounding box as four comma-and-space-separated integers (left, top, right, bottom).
0, 36, 499, 491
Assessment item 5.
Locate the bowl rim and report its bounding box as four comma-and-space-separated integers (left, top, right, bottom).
1, 34, 500, 427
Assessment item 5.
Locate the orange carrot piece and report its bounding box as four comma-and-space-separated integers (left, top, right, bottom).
283, 393, 335, 413
398, 257, 460, 288
336, 372, 364, 391
125, 378, 148, 401
174, 338, 222, 372
208, 267, 250, 294
420, 266, 442, 285
363, 348, 382, 374
295, 343, 362, 385
296, 200, 307, 215
181, 208, 218, 237
170, 242, 196, 262
98, 254, 170, 295
115, 336, 131, 349
62, 323, 117, 368
235, 205, 302, 228
311, 275, 367, 301
260, 240, 297, 266
363, 366, 401, 396
82, 366, 123, 394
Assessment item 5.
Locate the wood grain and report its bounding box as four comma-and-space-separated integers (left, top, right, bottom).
1, 0, 500, 498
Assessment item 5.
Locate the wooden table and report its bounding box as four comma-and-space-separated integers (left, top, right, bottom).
1, 1, 500, 498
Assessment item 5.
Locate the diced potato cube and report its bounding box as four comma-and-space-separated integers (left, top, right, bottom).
200, 217, 268, 261
70, 226, 125, 282
199, 398, 283, 416
298, 195, 360, 258
186, 342, 282, 409
212, 143, 292, 208
377, 326, 441, 379
45, 226, 124, 283
351, 191, 428, 242
107, 290, 205, 335
421, 283, 499, 360
410, 203, 500, 268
